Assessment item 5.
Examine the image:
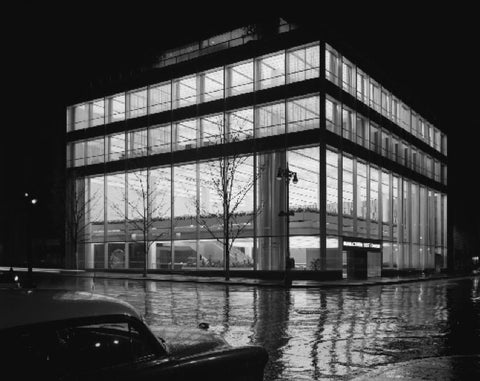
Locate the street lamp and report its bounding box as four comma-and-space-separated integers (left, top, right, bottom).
276, 164, 298, 287
24, 192, 38, 288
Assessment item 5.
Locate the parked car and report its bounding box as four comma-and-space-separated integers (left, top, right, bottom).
0, 288, 268, 380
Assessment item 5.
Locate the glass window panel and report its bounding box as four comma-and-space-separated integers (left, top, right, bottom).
127, 88, 147, 118
400, 103, 411, 131
342, 106, 355, 141
382, 130, 391, 158
174, 75, 197, 108
287, 44, 320, 83
342, 156, 353, 216
342, 59, 355, 95
392, 176, 400, 240
256, 102, 285, 137
86, 138, 105, 165
325, 44, 340, 85
288, 147, 319, 229
382, 171, 390, 232
73, 103, 88, 130
174, 163, 197, 221
226, 60, 254, 96
90, 99, 105, 127
126, 170, 148, 241
149, 82, 171, 114
287, 95, 319, 133
370, 123, 381, 154
107, 133, 125, 161
128, 129, 148, 158
88, 176, 105, 243
411, 183, 419, 244
174, 119, 197, 150
356, 162, 367, 219
256, 52, 285, 90
325, 96, 341, 135
106, 173, 125, 242
201, 114, 223, 146
228, 108, 254, 141
74, 142, 85, 167
370, 167, 379, 221
201, 68, 224, 102
356, 115, 369, 148
149, 124, 171, 154
150, 167, 172, 240
107, 93, 125, 123
356, 69, 369, 104
326, 149, 338, 234
369, 80, 381, 112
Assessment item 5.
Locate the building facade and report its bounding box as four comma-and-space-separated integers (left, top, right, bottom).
65, 19, 448, 279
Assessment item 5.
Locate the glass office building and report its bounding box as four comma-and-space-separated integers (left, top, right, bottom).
66, 19, 447, 278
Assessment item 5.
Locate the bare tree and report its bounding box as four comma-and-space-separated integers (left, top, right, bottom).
195, 116, 264, 280
65, 179, 101, 270
112, 170, 170, 277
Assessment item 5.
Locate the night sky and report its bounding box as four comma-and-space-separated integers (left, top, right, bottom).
2, 5, 479, 247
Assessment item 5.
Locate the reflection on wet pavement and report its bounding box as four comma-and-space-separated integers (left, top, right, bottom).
35, 276, 480, 380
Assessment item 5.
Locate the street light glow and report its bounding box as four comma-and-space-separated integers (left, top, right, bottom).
31, 199, 38, 205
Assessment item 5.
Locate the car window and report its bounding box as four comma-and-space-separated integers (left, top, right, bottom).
1, 318, 160, 377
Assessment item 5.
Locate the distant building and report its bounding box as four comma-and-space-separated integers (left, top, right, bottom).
65, 18, 448, 279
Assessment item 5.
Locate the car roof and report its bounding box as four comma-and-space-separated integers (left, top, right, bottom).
0, 288, 142, 330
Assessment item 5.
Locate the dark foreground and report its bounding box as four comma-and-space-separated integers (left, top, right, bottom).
33, 274, 480, 380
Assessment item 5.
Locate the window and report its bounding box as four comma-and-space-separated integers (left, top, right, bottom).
370, 167, 379, 222
128, 129, 148, 158
400, 103, 411, 131
200, 68, 224, 102
149, 82, 171, 114
342, 156, 353, 217
256, 51, 285, 90
174, 119, 197, 150
73, 103, 89, 130
356, 115, 368, 148
127, 88, 147, 119
326, 149, 338, 215
370, 123, 380, 154
90, 99, 105, 127
287, 95, 319, 133
369, 80, 381, 112
356, 69, 369, 104
226, 60, 254, 96
149, 124, 171, 154
228, 108, 254, 141
200, 114, 223, 146
256, 102, 285, 137
287, 43, 320, 83
107, 133, 126, 161
326, 96, 340, 135
86, 138, 105, 165
342, 106, 354, 141
342, 58, 355, 95
325, 44, 340, 85
74, 142, 85, 167
356, 162, 367, 219
174, 75, 197, 108
107, 93, 126, 123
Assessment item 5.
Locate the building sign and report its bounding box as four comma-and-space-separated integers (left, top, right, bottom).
342, 238, 382, 251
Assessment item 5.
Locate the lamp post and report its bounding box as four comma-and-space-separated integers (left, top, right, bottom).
24, 192, 38, 288
276, 164, 298, 287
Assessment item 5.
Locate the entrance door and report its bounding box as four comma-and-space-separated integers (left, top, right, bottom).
367, 251, 381, 277
345, 249, 367, 279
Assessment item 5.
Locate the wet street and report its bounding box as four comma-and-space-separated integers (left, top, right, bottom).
35, 275, 480, 380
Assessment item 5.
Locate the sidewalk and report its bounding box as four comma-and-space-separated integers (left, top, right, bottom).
3, 266, 475, 288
